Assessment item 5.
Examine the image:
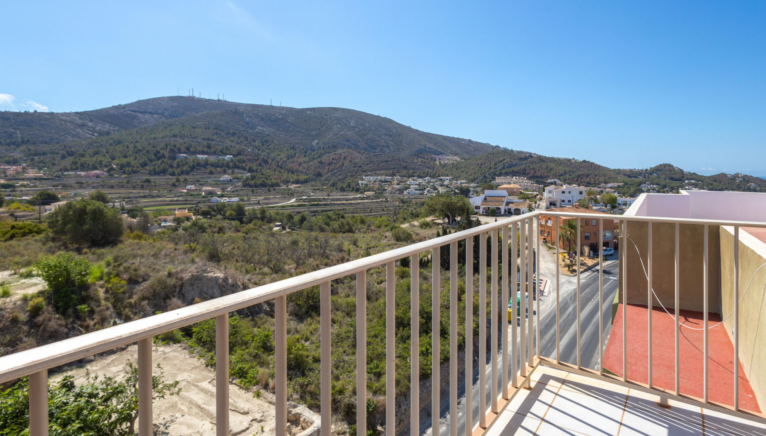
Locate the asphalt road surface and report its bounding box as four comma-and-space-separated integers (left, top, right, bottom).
421, 247, 620, 436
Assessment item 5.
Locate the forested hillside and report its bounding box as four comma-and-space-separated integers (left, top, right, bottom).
2, 96, 765, 193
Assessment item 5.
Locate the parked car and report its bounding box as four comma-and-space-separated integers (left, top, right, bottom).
602, 247, 615, 256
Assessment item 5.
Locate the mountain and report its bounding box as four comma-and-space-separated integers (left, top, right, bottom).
1, 96, 765, 195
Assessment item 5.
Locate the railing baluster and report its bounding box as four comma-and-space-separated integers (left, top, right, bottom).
734, 226, 740, 411
527, 218, 533, 372
703, 225, 709, 404
598, 219, 604, 375
479, 232, 487, 428
622, 220, 628, 382
576, 217, 581, 370
276, 295, 288, 436
432, 248, 440, 436
536, 218, 541, 359
465, 238, 474, 436
491, 229, 498, 413
321, 281, 332, 436
511, 223, 518, 387
675, 223, 680, 396
450, 243, 458, 436
215, 315, 229, 436
501, 226, 509, 399
357, 271, 368, 436
411, 255, 420, 436
386, 262, 396, 436
520, 222, 527, 383
29, 370, 48, 436
138, 337, 153, 436
551, 216, 561, 363
648, 222, 653, 389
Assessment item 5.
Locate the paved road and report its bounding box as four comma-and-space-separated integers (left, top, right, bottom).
422, 247, 620, 436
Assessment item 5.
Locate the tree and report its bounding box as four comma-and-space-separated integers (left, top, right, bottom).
88, 190, 111, 204
601, 193, 618, 209
424, 194, 471, 226
391, 227, 413, 242
584, 188, 600, 205
0, 195, 4, 208
0, 364, 180, 435
47, 199, 125, 247
558, 219, 582, 253
35, 253, 92, 314
28, 190, 59, 206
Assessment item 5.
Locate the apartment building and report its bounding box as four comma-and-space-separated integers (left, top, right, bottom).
538, 205, 618, 253
543, 184, 591, 208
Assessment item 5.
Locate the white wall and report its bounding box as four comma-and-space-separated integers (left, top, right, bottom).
626, 190, 766, 222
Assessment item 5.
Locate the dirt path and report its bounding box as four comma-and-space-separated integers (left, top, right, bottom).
0, 271, 46, 305
51, 344, 320, 436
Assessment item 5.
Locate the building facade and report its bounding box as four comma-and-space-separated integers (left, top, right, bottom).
538, 206, 618, 253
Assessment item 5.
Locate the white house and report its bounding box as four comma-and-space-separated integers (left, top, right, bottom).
223, 197, 240, 203
617, 197, 636, 208
469, 190, 528, 216
220, 175, 233, 182
543, 184, 590, 209
210, 197, 222, 203
186, 185, 196, 190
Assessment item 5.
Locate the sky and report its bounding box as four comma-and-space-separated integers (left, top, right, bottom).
2, 1, 765, 176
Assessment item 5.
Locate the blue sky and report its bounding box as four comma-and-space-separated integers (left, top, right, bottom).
2, 1, 765, 176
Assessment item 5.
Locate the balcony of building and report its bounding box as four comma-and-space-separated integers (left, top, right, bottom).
1, 208, 766, 436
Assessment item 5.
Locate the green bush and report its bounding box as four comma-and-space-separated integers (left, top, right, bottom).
0, 284, 10, 298
0, 364, 180, 435
391, 226, 413, 242
35, 253, 92, 314
27, 297, 45, 317
46, 199, 125, 247
0, 222, 48, 241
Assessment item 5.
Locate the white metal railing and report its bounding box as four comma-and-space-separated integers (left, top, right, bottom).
3, 211, 766, 435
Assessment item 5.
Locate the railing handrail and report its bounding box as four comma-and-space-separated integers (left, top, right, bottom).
2, 209, 765, 384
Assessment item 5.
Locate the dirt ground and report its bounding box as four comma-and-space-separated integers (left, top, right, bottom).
50, 344, 320, 436
0, 270, 46, 304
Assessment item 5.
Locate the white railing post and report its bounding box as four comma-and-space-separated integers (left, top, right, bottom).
465, 237, 474, 436
321, 281, 332, 436
511, 223, 518, 387
648, 222, 653, 388
29, 370, 48, 436
357, 271, 368, 436
734, 226, 740, 411
703, 225, 709, 403
675, 223, 680, 396
519, 223, 527, 382
479, 232, 487, 429
598, 219, 604, 375
622, 220, 628, 382
216, 315, 229, 436
386, 262, 396, 436
431, 248, 440, 436
551, 216, 561, 363
536, 218, 540, 359
411, 255, 420, 436
450, 243, 458, 436
138, 337, 153, 436
576, 218, 581, 370
491, 229, 498, 413
276, 296, 288, 436
501, 225, 509, 400
527, 217, 533, 371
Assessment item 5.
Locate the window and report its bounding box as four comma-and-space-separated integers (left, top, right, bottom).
579, 191, 583, 195
603, 230, 613, 241
585, 233, 591, 240
592, 220, 597, 226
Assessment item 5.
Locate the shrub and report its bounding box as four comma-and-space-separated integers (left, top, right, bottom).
28, 190, 60, 206
35, 253, 92, 314
0, 222, 48, 241
0, 284, 10, 298
46, 199, 125, 246
88, 190, 111, 204
391, 227, 413, 243
27, 297, 45, 317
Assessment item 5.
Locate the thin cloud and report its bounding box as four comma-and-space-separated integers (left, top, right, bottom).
0, 94, 15, 107
25, 100, 49, 112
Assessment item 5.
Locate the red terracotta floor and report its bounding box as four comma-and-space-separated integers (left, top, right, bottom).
603, 303, 761, 413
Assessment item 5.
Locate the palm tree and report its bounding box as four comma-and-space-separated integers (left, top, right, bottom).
558, 219, 582, 252
585, 188, 600, 206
